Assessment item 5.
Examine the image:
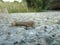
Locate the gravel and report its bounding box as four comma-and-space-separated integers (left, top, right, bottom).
0, 12, 60, 45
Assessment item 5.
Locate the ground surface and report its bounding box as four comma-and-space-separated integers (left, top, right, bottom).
0, 11, 60, 45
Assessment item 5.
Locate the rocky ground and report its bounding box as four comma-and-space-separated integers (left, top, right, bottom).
0, 12, 60, 45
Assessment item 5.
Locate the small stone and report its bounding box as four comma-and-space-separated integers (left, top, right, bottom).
14, 41, 18, 45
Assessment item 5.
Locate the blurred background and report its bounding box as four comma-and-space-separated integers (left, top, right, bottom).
0, 0, 60, 13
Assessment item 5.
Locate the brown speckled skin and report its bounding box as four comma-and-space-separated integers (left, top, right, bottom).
12, 21, 35, 30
